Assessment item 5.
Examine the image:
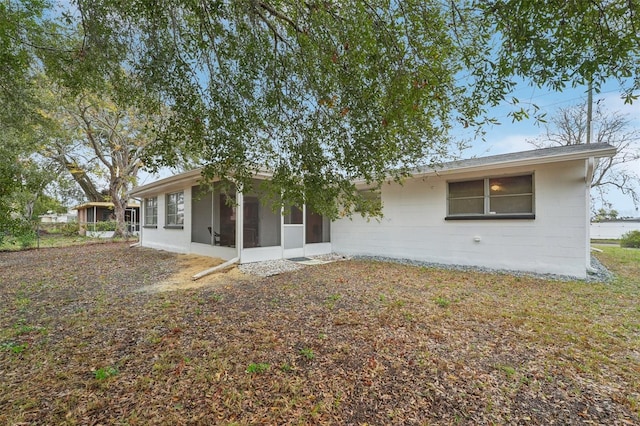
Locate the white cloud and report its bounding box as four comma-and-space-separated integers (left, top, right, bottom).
483, 133, 538, 155
598, 92, 640, 119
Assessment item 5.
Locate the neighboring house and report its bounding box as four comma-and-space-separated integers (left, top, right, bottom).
129, 143, 616, 278
74, 201, 141, 236
591, 219, 640, 240
39, 211, 77, 224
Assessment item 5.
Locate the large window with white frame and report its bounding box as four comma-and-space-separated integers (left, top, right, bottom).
447, 174, 534, 219
166, 191, 184, 227
144, 197, 157, 227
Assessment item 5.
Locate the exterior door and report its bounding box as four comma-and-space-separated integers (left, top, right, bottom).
283, 205, 304, 258
243, 197, 259, 248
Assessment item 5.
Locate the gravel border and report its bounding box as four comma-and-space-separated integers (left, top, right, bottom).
238, 259, 304, 277
237, 254, 350, 277
239, 252, 613, 283
351, 254, 614, 283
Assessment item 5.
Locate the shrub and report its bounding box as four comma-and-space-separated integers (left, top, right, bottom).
60, 222, 80, 236
15, 230, 36, 249
620, 230, 640, 248
92, 221, 117, 232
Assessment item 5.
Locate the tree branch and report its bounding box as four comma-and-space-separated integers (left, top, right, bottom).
257, 1, 304, 34
75, 98, 113, 173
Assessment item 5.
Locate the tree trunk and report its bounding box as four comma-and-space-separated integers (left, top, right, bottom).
109, 179, 129, 239
61, 157, 105, 202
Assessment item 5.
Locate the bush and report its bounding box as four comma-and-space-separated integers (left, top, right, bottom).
91, 221, 117, 232
7, 221, 37, 249
620, 230, 640, 248
15, 230, 36, 249
59, 222, 80, 236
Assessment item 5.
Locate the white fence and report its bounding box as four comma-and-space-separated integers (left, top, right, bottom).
590, 222, 640, 239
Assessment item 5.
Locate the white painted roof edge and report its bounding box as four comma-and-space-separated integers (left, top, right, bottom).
130, 169, 274, 197
131, 143, 616, 195
412, 143, 617, 178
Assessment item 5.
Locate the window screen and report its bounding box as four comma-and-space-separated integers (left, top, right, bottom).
448, 174, 533, 217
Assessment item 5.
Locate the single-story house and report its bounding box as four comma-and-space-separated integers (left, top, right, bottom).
129, 143, 616, 279
39, 211, 77, 224
74, 201, 141, 236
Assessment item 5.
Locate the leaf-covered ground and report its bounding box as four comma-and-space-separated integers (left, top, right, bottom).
1, 242, 639, 425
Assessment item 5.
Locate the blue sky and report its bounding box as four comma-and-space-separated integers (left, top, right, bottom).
461, 81, 640, 217
140, 80, 639, 217
50, 0, 638, 216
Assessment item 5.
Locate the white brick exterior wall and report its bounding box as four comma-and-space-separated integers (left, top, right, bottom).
332, 159, 590, 278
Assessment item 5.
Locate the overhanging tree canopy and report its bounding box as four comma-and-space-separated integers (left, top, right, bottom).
481, 0, 639, 100
44, 0, 487, 217
8, 0, 640, 217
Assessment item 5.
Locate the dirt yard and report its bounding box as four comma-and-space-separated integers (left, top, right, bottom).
1, 242, 639, 425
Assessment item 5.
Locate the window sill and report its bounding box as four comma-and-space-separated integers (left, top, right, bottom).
143, 225, 157, 229
445, 214, 535, 221
164, 225, 184, 229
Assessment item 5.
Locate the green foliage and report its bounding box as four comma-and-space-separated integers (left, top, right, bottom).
90, 221, 117, 232
15, 230, 37, 249
20, 4, 460, 216
593, 208, 620, 222
300, 347, 315, 360
14, 295, 31, 310
13, 320, 46, 336
0, 132, 34, 238
620, 230, 640, 248
94, 366, 119, 380
1, 341, 28, 354
0, 1, 47, 129
478, 1, 640, 102
33, 194, 68, 217
280, 363, 293, 373
354, 190, 383, 217
34, 81, 156, 238
3, 221, 39, 249
59, 222, 80, 236
325, 293, 342, 309
208, 293, 223, 303
434, 296, 451, 308
0, 4, 60, 242
496, 364, 516, 378
0, 127, 63, 240
246, 363, 270, 374
4, 1, 640, 219
0, 231, 95, 251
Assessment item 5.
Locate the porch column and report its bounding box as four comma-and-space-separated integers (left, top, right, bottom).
302, 203, 307, 248
236, 191, 243, 260
585, 157, 596, 273
280, 202, 285, 258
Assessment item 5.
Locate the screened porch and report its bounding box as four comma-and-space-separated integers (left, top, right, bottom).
190, 180, 331, 263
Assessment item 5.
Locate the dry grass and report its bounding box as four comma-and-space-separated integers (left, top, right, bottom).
0, 232, 138, 252
0, 242, 638, 425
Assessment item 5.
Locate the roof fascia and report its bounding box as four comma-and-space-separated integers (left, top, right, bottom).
129, 169, 275, 198
129, 146, 616, 195
130, 169, 203, 197
413, 146, 617, 178
73, 201, 141, 210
